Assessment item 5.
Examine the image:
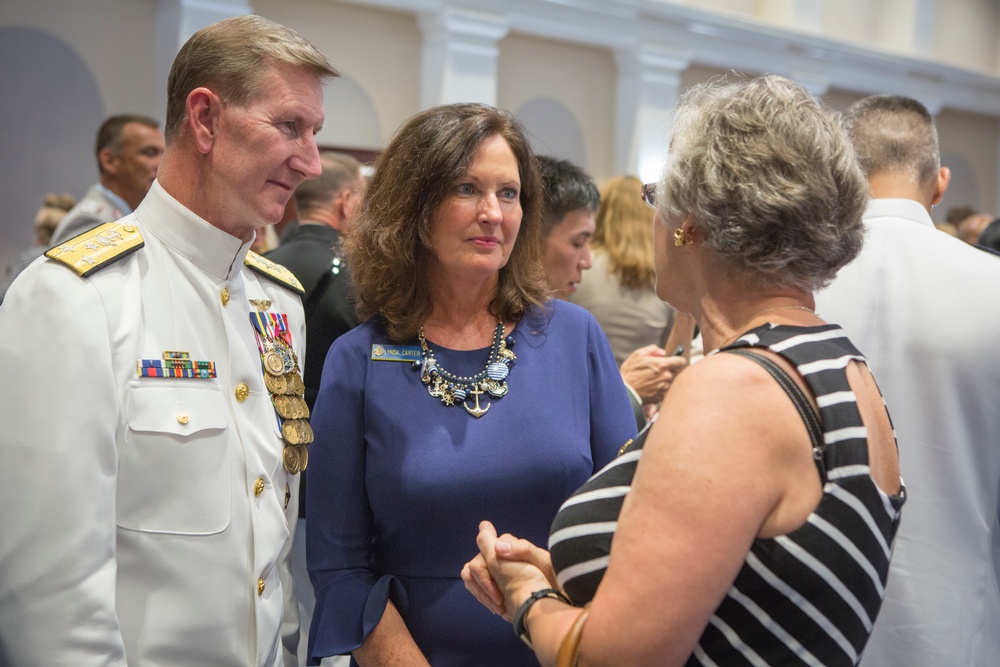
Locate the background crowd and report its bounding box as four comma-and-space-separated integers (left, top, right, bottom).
0, 11, 998, 667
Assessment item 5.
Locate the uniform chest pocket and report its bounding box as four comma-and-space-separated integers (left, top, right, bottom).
118, 384, 232, 535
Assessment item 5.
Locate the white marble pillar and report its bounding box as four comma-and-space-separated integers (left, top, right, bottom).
877, 0, 937, 58
417, 7, 510, 109
757, 0, 822, 33
613, 46, 689, 183
153, 0, 251, 119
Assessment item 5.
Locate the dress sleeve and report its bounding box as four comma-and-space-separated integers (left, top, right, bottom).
585, 312, 639, 470
0, 266, 127, 665
306, 330, 407, 663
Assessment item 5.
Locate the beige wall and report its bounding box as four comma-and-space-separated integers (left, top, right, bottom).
498, 33, 617, 182
253, 0, 421, 149
1, 0, 161, 117
933, 0, 1000, 72
681, 0, 1000, 72
822, 0, 878, 46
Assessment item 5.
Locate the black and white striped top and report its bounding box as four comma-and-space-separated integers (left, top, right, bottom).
549, 323, 906, 666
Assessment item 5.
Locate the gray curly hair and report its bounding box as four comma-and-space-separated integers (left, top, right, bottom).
657, 74, 868, 291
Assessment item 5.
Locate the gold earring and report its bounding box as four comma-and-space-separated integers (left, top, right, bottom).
673, 229, 690, 247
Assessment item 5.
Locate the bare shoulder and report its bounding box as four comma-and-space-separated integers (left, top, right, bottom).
649, 349, 820, 495
643, 349, 825, 537
662, 350, 790, 409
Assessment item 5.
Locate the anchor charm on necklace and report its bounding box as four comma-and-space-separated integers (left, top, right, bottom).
465, 385, 490, 418
415, 321, 515, 418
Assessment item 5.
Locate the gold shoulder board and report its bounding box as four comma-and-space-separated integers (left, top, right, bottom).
44, 221, 144, 277
245, 251, 305, 295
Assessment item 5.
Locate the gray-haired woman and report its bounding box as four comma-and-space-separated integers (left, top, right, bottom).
464, 74, 905, 667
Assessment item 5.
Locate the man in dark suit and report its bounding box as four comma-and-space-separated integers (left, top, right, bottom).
265, 151, 363, 667
266, 152, 362, 409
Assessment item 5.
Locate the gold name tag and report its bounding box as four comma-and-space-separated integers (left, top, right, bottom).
371, 344, 422, 362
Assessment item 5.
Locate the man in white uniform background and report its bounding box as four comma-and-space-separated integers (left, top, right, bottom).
817, 95, 1000, 667
50, 113, 165, 245
0, 15, 338, 666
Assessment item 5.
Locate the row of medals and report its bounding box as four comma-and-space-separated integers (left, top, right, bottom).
262, 339, 312, 474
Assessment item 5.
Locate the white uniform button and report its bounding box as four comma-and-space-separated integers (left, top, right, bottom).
257, 577, 266, 596
221, 288, 230, 307
254, 477, 265, 497
176, 412, 190, 425
235, 382, 249, 402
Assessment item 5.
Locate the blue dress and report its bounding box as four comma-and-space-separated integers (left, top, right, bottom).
306, 300, 636, 666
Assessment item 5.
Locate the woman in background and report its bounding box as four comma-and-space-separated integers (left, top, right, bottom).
571, 174, 679, 364
0, 192, 76, 303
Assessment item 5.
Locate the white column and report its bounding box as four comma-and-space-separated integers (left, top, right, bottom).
756, 0, 822, 32
153, 0, 251, 118
876, 0, 936, 57
417, 7, 510, 109
613, 47, 689, 182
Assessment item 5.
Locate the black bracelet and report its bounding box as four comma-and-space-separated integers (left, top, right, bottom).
513, 588, 571, 648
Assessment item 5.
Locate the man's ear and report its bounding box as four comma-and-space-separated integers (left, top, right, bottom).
931, 166, 951, 207
186, 87, 221, 155
334, 187, 353, 218
97, 147, 119, 175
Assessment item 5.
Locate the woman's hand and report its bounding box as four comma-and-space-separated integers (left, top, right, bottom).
620, 344, 689, 406
462, 521, 557, 621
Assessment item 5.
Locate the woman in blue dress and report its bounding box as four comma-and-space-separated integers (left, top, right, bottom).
306, 103, 636, 666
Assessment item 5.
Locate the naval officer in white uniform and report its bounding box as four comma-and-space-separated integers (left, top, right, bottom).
0, 15, 339, 666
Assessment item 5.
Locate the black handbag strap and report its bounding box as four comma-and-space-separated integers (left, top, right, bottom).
721, 347, 828, 485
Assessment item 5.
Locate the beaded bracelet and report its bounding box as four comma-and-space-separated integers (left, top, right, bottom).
513, 588, 571, 648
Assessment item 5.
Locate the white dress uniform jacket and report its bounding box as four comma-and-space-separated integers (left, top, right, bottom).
0, 181, 305, 666
816, 198, 1000, 667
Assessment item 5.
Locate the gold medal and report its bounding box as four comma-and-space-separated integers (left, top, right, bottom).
264, 372, 288, 395
282, 419, 302, 445
288, 372, 305, 396
273, 395, 293, 419
283, 445, 303, 474
299, 421, 314, 445
263, 351, 285, 376
296, 444, 309, 471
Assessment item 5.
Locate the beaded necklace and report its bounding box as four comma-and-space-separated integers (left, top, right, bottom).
416, 321, 516, 418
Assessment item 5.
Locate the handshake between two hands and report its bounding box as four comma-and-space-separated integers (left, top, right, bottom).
461, 520, 556, 622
